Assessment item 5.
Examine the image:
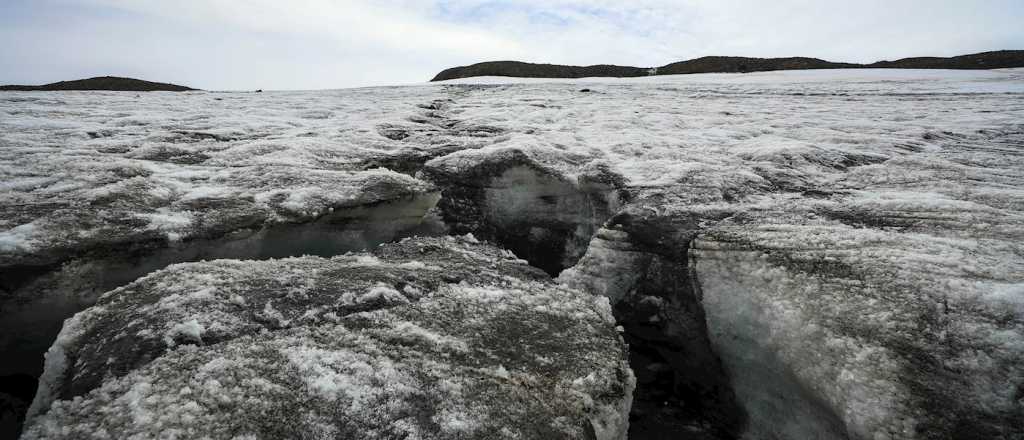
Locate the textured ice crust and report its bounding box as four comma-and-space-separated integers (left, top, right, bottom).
22, 237, 633, 440
4, 68, 1024, 439
0, 88, 454, 383
0, 186, 441, 381
512, 70, 1022, 438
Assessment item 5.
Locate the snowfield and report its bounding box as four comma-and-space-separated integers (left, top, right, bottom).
2, 69, 1023, 439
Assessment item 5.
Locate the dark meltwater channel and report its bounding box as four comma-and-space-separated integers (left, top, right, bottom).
556, 212, 749, 440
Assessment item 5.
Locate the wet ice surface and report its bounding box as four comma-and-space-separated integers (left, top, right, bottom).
3, 68, 1024, 439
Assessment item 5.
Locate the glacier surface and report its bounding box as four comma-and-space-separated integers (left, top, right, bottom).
2, 68, 1023, 439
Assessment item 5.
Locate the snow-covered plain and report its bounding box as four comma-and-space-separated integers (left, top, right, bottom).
2, 68, 1024, 439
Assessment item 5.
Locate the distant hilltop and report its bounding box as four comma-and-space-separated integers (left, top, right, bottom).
431, 50, 1024, 81
0, 76, 195, 91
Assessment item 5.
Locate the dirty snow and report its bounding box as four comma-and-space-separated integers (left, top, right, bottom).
5, 68, 1024, 439
22, 237, 632, 440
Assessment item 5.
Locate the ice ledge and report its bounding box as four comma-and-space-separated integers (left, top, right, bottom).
23, 237, 633, 440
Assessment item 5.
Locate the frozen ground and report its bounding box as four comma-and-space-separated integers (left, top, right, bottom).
2, 68, 1023, 439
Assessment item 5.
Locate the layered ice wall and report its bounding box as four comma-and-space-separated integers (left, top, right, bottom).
0, 167, 442, 370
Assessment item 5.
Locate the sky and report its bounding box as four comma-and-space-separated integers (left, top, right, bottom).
1, 0, 1022, 90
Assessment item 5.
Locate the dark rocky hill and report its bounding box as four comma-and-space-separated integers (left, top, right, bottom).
867, 50, 1024, 69
0, 76, 194, 91
658, 56, 858, 75
431, 61, 649, 81
431, 50, 1024, 81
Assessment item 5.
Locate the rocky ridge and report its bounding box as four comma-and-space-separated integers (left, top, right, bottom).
431, 50, 1024, 81
0, 76, 194, 92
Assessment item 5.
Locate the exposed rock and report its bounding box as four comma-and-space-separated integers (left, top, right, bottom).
0, 76, 194, 92
432, 61, 649, 82
431, 50, 1024, 81
22, 237, 633, 440
869, 50, 1024, 69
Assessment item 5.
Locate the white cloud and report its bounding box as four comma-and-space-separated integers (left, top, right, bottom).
87, 0, 525, 58
1, 0, 1021, 89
